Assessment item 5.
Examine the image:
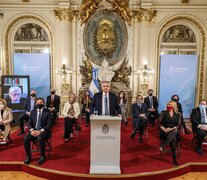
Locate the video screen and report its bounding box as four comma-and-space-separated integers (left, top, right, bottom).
1, 75, 30, 113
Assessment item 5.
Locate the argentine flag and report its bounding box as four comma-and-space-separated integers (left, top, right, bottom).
89, 68, 100, 97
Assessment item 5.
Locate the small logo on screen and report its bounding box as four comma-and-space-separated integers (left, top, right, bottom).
102, 124, 109, 134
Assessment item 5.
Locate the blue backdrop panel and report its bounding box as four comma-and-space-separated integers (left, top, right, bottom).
159, 54, 198, 118
14, 53, 50, 100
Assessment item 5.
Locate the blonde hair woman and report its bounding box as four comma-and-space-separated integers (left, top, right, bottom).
158, 100, 181, 166
0, 99, 13, 143
62, 93, 80, 142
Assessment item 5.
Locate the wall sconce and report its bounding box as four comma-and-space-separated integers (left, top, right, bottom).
57, 64, 73, 96
137, 64, 154, 96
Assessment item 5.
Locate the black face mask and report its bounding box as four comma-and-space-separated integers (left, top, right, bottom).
149, 93, 153, 96
31, 94, 36, 97
51, 91, 55, 95
36, 104, 44, 109
172, 98, 178, 102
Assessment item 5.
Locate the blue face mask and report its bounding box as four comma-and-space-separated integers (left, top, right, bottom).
199, 104, 206, 109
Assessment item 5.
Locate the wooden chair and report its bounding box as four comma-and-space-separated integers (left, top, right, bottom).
30, 126, 53, 157
160, 141, 181, 159
72, 118, 81, 142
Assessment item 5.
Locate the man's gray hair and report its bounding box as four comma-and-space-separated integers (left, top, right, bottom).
9, 86, 22, 95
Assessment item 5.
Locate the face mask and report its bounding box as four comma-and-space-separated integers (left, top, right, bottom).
172, 98, 178, 102
167, 106, 173, 111
0, 104, 5, 110
31, 94, 36, 97
149, 93, 153, 96
36, 104, 44, 109
199, 104, 206, 109
51, 91, 55, 95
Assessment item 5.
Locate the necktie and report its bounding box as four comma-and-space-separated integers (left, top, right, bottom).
201, 109, 206, 124
105, 93, 109, 116
51, 96, 54, 107
31, 99, 34, 111
36, 110, 41, 130
150, 96, 153, 109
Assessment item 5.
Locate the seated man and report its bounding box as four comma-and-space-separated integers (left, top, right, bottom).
131, 95, 148, 142
144, 89, 159, 126
46, 88, 60, 125
190, 99, 207, 155
6, 86, 25, 104
24, 97, 53, 165
17, 89, 37, 135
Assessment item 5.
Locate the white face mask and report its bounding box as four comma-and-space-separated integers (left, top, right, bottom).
0, 104, 5, 110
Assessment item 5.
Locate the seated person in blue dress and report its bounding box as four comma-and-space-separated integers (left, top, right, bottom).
131, 95, 148, 142
190, 99, 207, 155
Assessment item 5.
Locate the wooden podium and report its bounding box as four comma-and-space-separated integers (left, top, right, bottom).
90, 115, 122, 174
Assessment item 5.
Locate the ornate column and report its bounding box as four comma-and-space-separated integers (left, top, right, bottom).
132, 7, 157, 96
54, 6, 79, 96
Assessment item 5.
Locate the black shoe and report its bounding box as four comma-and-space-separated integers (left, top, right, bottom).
65, 139, 69, 143
139, 136, 143, 143
38, 156, 45, 165
17, 131, 24, 136
124, 121, 128, 125
173, 160, 178, 166
197, 148, 203, 156
24, 156, 31, 164
130, 132, 136, 139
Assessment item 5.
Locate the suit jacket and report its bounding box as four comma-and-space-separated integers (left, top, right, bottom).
62, 102, 80, 119
131, 102, 148, 121
46, 94, 60, 112
90, 92, 121, 116
0, 107, 13, 125
190, 107, 207, 131
28, 108, 52, 133
144, 96, 158, 110
23, 96, 37, 113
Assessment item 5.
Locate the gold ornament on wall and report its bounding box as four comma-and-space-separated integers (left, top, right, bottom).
93, 18, 118, 58
133, 8, 157, 23
106, 0, 132, 26
112, 58, 132, 87
79, 55, 93, 86
79, 0, 102, 26
54, 8, 79, 22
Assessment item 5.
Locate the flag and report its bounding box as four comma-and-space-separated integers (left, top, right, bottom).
89, 68, 99, 97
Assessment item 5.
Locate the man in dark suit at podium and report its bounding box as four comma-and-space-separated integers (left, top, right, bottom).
46, 88, 60, 125
144, 89, 159, 126
24, 97, 53, 165
90, 81, 121, 116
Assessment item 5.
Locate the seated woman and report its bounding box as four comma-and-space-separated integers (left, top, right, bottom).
118, 91, 128, 125
159, 100, 181, 166
81, 90, 92, 127
62, 93, 80, 142
171, 94, 191, 134
0, 99, 13, 144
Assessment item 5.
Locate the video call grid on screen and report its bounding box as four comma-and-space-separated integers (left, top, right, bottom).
1, 75, 30, 112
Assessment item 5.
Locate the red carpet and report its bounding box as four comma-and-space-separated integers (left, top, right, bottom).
0, 118, 207, 179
